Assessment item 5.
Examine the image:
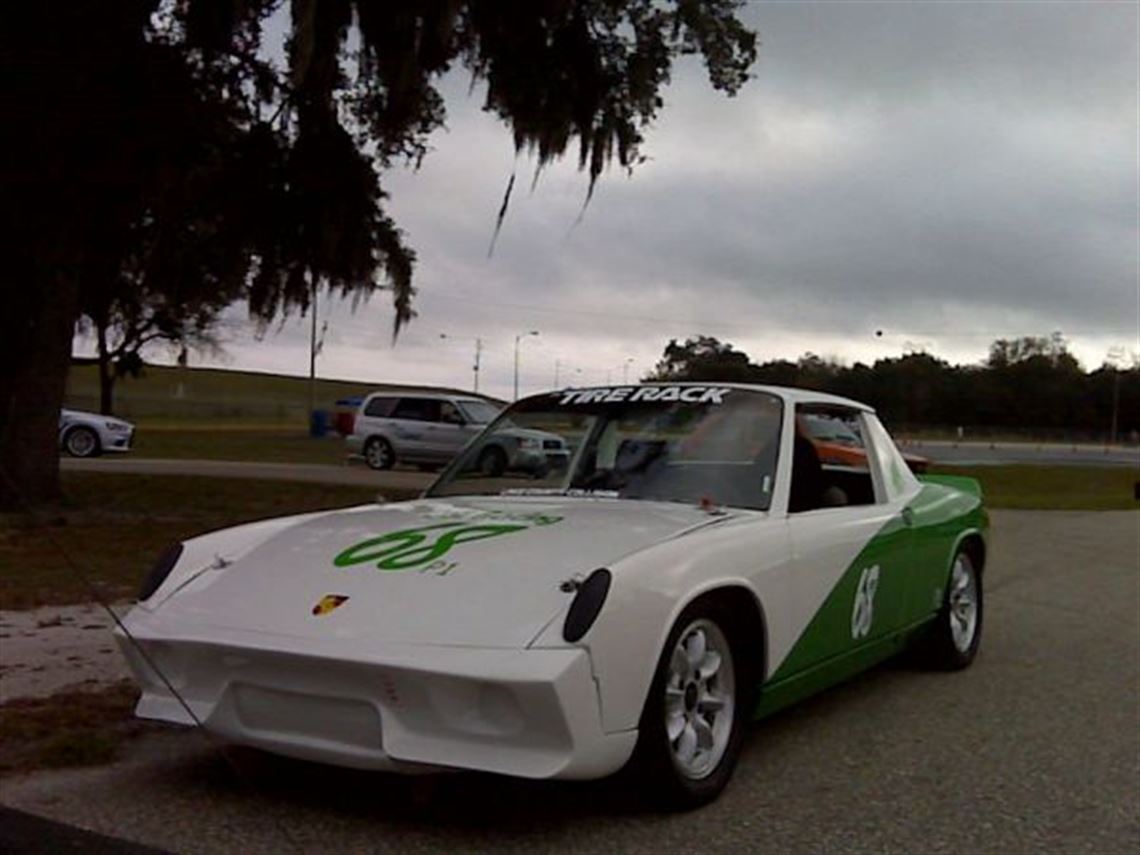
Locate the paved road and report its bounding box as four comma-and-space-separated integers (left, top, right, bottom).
59, 440, 1140, 497
0, 807, 169, 855
2, 510, 1137, 854
901, 440, 1139, 468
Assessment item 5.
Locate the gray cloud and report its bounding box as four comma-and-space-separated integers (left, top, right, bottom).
129, 1, 1138, 398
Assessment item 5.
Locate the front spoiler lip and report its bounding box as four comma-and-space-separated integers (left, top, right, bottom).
115, 609, 637, 780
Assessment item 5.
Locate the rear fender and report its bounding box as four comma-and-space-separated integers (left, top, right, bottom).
919, 473, 983, 499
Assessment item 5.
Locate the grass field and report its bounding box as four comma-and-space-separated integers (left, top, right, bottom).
132, 425, 349, 464
3, 464, 1134, 612
0, 474, 411, 610
931, 464, 1138, 511
0, 681, 144, 774
0, 463, 1132, 774
65, 361, 491, 425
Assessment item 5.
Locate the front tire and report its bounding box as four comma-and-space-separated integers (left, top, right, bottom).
478, 446, 507, 477
630, 602, 751, 809
63, 426, 101, 458
918, 549, 983, 670
364, 437, 394, 470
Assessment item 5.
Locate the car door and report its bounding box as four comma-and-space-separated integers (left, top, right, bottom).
421, 400, 472, 461
388, 397, 440, 460
357, 395, 396, 440
781, 406, 914, 675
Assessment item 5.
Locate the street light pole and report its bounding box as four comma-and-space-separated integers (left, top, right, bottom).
1111, 369, 1120, 446
473, 338, 483, 393
440, 334, 485, 394
308, 280, 318, 424
307, 279, 328, 433
513, 330, 539, 401
1107, 346, 1125, 447
622, 357, 634, 384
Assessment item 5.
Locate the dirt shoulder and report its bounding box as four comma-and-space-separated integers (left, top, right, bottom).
0, 603, 131, 703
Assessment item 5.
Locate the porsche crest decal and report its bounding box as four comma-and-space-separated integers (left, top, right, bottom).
312, 594, 349, 616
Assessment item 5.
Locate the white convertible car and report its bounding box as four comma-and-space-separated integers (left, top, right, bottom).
117, 384, 987, 807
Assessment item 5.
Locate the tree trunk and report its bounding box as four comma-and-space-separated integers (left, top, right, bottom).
96, 316, 115, 415
0, 276, 81, 510
0, 0, 150, 510
100, 369, 116, 416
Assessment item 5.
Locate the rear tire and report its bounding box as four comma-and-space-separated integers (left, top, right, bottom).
629, 600, 752, 809
918, 549, 983, 670
63, 426, 101, 458
364, 437, 394, 471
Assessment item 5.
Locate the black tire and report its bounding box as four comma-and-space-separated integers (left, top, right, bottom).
917, 548, 983, 670
364, 437, 394, 471
478, 446, 507, 477
63, 426, 101, 458
628, 599, 753, 809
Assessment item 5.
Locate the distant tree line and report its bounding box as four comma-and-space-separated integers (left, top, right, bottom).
647, 335, 1139, 440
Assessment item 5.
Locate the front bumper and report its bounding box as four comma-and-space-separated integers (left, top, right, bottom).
102, 426, 134, 452
115, 614, 636, 780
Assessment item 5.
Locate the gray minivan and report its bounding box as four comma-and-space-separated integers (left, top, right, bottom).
347, 392, 501, 471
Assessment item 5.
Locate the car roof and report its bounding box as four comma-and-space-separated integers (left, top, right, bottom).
532, 382, 874, 413
363, 391, 500, 405
365, 391, 456, 401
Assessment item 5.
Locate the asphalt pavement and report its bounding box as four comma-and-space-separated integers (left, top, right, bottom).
59, 439, 1140, 496
0, 808, 170, 855
1, 509, 1137, 854
901, 440, 1139, 468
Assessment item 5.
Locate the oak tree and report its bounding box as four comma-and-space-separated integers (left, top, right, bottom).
0, 0, 757, 507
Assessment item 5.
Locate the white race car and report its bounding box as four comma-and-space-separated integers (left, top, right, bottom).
117, 384, 987, 807
59, 408, 135, 457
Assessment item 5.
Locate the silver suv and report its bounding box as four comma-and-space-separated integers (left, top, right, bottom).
348, 393, 502, 471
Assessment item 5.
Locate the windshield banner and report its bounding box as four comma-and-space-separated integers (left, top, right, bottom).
557, 386, 732, 406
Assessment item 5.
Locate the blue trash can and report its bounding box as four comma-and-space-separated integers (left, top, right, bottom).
309, 409, 330, 438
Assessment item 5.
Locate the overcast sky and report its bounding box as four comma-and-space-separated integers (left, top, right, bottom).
79, 1, 1139, 400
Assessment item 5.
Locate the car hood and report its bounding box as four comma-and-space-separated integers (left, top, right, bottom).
60, 409, 132, 429
492, 425, 563, 443
151, 496, 744, 649
490, 426, 565, 444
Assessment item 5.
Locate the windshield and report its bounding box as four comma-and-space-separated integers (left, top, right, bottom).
457, 399, 502, 424
429, 386, 783, 510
